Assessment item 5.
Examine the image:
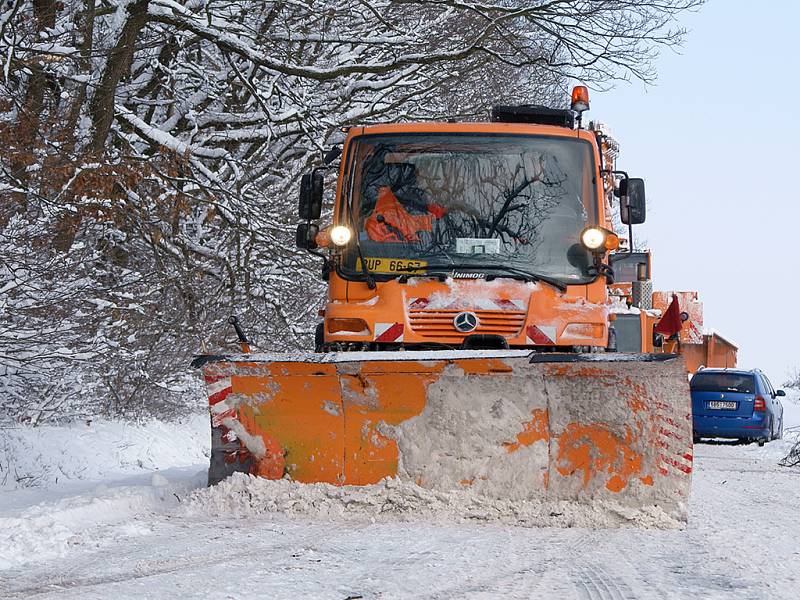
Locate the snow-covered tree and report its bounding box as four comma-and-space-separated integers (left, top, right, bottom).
0, 0, 703, 421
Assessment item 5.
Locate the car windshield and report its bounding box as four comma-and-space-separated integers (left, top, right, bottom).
340, 133, 598, 282
690, 372, 755, 394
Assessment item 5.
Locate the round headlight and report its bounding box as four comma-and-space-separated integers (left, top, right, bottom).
581, 227, 606, 251
330, 225, 352, 247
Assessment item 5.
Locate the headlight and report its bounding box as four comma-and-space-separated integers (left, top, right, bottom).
581, 227, 606, 251
330, 225, 352, 246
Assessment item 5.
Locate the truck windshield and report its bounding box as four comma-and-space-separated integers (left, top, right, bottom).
340, 133, 598, 283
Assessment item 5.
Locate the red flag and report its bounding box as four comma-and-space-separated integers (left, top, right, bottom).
655, 294, 683, 338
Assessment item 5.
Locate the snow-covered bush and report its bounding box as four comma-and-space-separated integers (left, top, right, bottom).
784, 369, 800, 390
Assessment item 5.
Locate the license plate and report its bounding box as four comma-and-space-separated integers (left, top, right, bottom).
708, 401, 737, 410
356, 257, 427, 274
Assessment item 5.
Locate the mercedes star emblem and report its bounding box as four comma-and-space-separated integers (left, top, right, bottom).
453, 311, 479, 333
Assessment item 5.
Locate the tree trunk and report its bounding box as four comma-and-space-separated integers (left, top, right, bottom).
88, 0, 151, 153
7, 0, 58, 207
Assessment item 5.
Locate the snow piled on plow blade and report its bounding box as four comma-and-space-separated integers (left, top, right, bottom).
197, 351, 692, 527
186, 473, 684, 530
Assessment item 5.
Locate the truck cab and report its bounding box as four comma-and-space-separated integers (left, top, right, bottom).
297, 90, 647, 352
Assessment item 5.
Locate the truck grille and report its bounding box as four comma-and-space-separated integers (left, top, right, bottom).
408, 309, 526, 342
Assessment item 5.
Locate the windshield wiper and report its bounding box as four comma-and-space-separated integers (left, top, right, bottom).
397, 263, 568, 292
483, 265, 568, 291
352, 236, 376, 289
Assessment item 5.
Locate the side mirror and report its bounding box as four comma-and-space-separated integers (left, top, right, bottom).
295, 222, 319, 249
776, 389, 786, 397
298, 170, 324, 221
323, 146, 342, 165
620, 178, 646, 225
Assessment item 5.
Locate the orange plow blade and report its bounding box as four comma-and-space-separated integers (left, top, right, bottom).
194, 351, 692, 522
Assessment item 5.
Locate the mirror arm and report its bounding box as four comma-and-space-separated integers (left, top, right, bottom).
308, 248, 331, 280
601, 169, 628, 198
628, 221, 634, 254
601, 169, 634, 252
598, 261, 614, 284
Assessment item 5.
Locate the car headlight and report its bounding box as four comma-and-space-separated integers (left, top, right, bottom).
330, 225, 352, 247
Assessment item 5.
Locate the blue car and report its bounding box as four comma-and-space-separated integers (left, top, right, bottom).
690, 368, 785, 446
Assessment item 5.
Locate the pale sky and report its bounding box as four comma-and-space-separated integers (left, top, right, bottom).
590, 0, 799, 386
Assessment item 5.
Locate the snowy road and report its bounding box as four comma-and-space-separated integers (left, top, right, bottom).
2, 437, 800, 600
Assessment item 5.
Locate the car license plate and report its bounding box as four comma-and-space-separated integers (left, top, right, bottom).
708, 401, 737, 410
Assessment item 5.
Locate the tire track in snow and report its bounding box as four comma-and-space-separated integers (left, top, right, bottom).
557, 446, 772, 600
572, 563, 636, 600
3, 442, 798, 599
0, 518, 338, 598
564, 530, 669, 600
421, 529, 587, 597
682, 445, 800, 597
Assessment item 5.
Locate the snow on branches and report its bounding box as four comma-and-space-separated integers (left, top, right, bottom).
0, 0, 701, 421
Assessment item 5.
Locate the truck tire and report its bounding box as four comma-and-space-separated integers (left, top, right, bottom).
314, 322, 325, 353
208, 418, 253, 486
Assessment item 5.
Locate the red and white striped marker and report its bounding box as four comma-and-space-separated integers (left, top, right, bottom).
374, 322, 404, 342
526, 325, 556, 345
653, 401, 693, 478
204, 374, 235, 428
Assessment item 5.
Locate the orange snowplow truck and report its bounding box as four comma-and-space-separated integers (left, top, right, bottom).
194, 87, 693, 523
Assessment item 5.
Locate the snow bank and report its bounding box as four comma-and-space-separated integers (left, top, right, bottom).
185, 473, 683, 530
782, 387, 800, 427
0, 469, 205, 570
774, 388, 800, 462
0, 414, 210, 490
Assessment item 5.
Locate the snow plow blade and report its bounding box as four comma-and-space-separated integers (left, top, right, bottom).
193, 351, 692, 522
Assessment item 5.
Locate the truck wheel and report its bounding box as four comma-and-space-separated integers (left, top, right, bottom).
314, 322, 325, 353
758, 438, 766, 447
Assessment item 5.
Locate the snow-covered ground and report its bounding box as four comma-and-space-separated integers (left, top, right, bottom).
0, 414, 210, 491
1, 394, 799, 599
